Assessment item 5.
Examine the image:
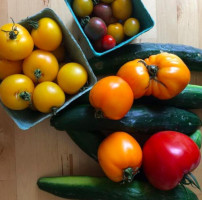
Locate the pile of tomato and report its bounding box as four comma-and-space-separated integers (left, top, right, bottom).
0, 17, 88, 113
72, 0, 140, 52
89, 53, 201, 190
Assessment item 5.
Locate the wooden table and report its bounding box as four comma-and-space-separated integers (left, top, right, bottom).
0, 0, 202, 199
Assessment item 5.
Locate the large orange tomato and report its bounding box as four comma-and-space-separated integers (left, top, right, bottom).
22, 50, 59, 83
0, 23, 34, 61
89, 76, 133, 120
0, 57, 22, 80
0, 74, 34, 110
117, 53, 191, 100
98, 131, 142, 182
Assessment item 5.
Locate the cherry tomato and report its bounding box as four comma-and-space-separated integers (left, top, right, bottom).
102, 35, 116, 50
57, 62, 88, 95
72, 0, 93, 17
123, 18, 140, 37
0, 74, 34, 110
107, 23, 124, 44
31, 17, 62, 51
143, 131, 201, 190
111, 0, 132, 20
33, 81, 65, 113
117, 53, 190, 99
0, 57, 22, 80
98, 131, 142, 182
0, 23, 34, 61
89, 76, 134, 120
22, 50, 59, 83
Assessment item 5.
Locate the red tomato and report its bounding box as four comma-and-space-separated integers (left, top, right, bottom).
143, 131, 201, 190
102, 35, 116, 50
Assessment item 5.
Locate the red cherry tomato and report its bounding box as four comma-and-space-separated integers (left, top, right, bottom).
102, 35, 116, 50
143, 131, 201, 191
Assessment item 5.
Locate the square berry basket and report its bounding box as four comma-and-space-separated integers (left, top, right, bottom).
64, 0, 154, 56
0, 8, 97, 130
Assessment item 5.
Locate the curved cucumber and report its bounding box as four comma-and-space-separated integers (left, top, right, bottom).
37, 176, 199, 200
51, 104, 201, 140
88, 43, 202, 75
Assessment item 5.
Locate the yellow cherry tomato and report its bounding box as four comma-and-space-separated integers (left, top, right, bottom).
22, 50, 59, 83
57, 62, 88, 95
123, 18, 140, 37
33, 81, 65, 113
107, 23, 125, 44
31, 17, 62, 51
0, 74, 34, 110
0, 57, 22, 80
72, 0, 93, 17
111, 0, 132, 20
0, 23, 34, 61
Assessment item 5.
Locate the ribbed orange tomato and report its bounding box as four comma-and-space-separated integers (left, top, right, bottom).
117, 52, 191, 100
89, 76, 134, 120
98, 131, 142, 183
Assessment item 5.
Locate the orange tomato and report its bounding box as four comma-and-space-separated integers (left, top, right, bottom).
0, 23, 34, 61
98, 131, 142, 182
89, 76, 133, 120
33, 81, 65, 113
117, 53, 191, 100
22, 50, 59, 83
0, 74, 34, 110
0, 57, 22, 80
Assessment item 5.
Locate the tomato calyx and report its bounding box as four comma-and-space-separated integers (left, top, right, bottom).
138, 60, 167, 89
27, 19, 39, 30
34, 69, 42, 81
80, 16, 90, 28
122, 167, 139, 183
1, 18, 19, 40
19, 91, 32, 103
181, 172, 201, 190
94, 109, 104, 118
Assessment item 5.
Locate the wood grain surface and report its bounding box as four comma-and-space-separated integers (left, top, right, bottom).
0, 0, 202, 199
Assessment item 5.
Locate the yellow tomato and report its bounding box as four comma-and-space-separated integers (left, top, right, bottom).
22, 50, 59, 83
0, 57, 22, 80
107, 23, 125, 44
0, 74, 34, 110
0, 23, 34, 61
33, 81, 65, 113
57, 63, 88, 95
111, 0, 132, 20
123, 18, 140, 37
72, 0, 93, 17
31, 17, 62, 51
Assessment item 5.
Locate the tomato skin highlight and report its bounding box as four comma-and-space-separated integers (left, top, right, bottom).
98, 131, 142, 182
143, 131, 201, 190
89, 76, 134, 120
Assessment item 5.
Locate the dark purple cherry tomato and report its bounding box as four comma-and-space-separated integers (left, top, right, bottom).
102, 35, 116, 50
84, 17, 107, 41
93, 3, 112, 25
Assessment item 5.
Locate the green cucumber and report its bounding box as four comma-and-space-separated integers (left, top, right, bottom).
37, 176, 198, 200
190, 129, 202, 149
88, 43, 202, 75
51, 104, 201, 141
70, 84, 202, 109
